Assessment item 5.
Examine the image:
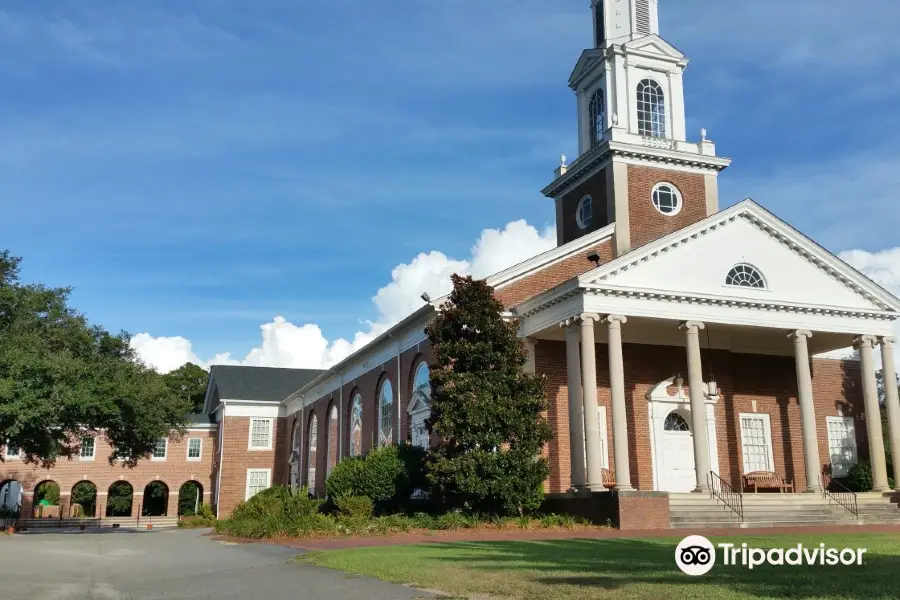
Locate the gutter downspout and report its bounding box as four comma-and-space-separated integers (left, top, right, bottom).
214, 400, 226, 519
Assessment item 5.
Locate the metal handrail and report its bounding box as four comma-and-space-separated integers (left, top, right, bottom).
822, 473, 858, 517
708, 471, 744, 521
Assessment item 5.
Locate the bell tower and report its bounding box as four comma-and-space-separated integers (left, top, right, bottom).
543, 0, 731, 257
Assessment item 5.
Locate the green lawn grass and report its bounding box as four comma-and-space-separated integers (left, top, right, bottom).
303, 534, 900, 600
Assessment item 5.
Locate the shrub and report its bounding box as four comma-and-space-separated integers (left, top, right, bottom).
325, 444, 425, 512
844, 462, 895, 492
539, 514, 577, 529
230, 486, 321, 521
325, 457, 365, 499
335, 496, 374, 522
436, 511, 471, 530
198, 504, 215, 520
409, 512, 437, 529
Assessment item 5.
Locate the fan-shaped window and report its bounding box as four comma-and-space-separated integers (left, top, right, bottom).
349, 394, 362, 457
378, 380, 393, 446
664, 412, 690, 432
637, 79, 666, 138
651, 183, 682, 216
576, 195, 592, 230
726, 264, 766, 289
589, 88, 605, 148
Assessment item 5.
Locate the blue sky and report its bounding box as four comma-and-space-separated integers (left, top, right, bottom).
2, 0, 899, 370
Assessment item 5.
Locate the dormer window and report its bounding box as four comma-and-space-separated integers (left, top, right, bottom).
576, 195, 593, 230
726, 264, 767, 289
589, 88, 605, 148
637, 78, 667, 138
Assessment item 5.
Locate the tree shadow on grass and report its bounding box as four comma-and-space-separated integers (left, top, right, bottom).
423, 538, 900, 599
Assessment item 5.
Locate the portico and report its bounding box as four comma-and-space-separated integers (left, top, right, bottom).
515, 201, 900, 497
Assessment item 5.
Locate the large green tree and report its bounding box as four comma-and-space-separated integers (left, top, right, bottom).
164, 362, 209, 414
0, 251, 190, 466
425, 274, 553, 516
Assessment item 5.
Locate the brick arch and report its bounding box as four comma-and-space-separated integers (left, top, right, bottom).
374, 371, 395, 447
32, 479, 62, 518
0, 477, 25, 516
140, 480, 170, 517
70, 480, 98, 518
106, 480, 134, 517
176, 480, 204, 516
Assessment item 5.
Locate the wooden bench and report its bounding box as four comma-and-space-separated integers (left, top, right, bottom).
742, 471, 794, 493
602, 468, 616, 490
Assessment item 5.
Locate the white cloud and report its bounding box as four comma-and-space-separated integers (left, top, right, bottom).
822, 247, 900, 369
131, 219, 556, 373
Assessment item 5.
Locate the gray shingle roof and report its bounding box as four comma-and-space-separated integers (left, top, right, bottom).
209, 365, 324, 402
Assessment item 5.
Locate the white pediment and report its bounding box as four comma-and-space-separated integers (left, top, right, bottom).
623, 35, 685, 61
580, 202, 899, 314
568, 49, 605, 88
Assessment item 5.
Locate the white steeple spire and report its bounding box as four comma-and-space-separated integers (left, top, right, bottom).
592, 0, 660, 47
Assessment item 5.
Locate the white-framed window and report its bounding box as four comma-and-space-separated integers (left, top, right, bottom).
349, 394, 363, 457
651, 183, 682, 216
637, 78, 667, 138
378, 379, 393, 446
248, 418, 273, 450
307, 414, 318, 493
726, 264, 767, 289
739, 413, 775, 473
245, 468, 271, 500
589, 88, 605, 148
4, 442, 20, 460
80, 437, 95, 461
187, 438, 202, 461
151, 438, 168, 461
826, 416, 858, 478
576, 195, 593, 230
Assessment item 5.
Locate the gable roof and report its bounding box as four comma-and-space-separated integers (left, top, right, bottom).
581, 199, 900, 312
514, 199, 900, 319
209, 365, 324, 403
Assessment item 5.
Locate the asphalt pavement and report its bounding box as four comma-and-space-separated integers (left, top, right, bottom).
0, 528, 435, 600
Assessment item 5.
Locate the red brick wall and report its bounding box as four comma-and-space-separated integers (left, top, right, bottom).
494, 239, 613, 308
537, 340, 866, 493
627, 165, 708, 250
0, 430, 217, 519
217, 416, 286, 517
557, 167, 612, 244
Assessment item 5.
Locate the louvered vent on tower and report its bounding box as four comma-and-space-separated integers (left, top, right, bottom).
594, 1, 605, 47
635, 0, 651, 35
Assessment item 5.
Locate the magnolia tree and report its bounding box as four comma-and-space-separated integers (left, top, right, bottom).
425, 274, 552, 515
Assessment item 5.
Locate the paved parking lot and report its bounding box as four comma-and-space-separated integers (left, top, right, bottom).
0, 529, 433, 599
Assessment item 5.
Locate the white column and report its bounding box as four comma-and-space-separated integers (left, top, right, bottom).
855, 335, 890, 492
605, 315, 632, 490
562, 322, 586, 490
880, 337, 900, 491
523, 338, 538, 375
789, 330, 822, 493
580, 313, 605, 491
681, 321, 711, 493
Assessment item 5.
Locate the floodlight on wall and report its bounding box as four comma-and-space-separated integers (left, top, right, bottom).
421, 292, 431, 302
587, 252, 601, 266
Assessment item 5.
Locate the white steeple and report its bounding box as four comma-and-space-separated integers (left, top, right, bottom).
592, 0, 660, 47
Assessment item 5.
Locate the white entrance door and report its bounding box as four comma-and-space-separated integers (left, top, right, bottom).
410, 411, 429, 449
661, 411, 696, 493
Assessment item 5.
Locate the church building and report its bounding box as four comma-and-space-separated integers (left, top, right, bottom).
5, 0, 900, 530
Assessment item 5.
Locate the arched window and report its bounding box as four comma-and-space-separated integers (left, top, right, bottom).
409, 362, 431, 449
589, 88, 605, 147
726, 264, 767, 289
651, 183, 682, 216
378, 380, 393, 446
664, 412, 690, 432
637, 79, 666, 138
307, 414, 318, 493
576, 195, 592, 230
326, 406, 338, 476
349, 394, 363, 457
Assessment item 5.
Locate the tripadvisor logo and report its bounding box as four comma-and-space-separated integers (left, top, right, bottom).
675, 536, 867, 576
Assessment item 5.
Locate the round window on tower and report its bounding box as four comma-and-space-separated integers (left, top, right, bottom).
651, 183, 682, 216
576, 195, 593, 230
